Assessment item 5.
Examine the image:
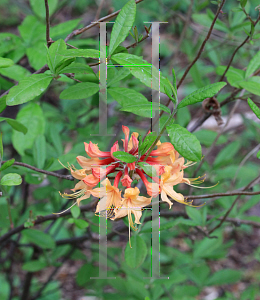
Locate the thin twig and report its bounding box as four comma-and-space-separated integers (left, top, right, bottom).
209, 174, 260, 234
169, 0, 193, 72
232, 143, 260, 186
192, 90, 244, 179
64, 0, 144, 42
177, 0, 226, 88
31, 247, 76, 300
1, 161, 74, 181
44, 0, 52, 47
0, 203, 93, 245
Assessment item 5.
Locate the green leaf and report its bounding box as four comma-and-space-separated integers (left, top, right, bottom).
107, 67, 130, 87
22, 260, 47, 272
73, 219, 89, 229
0, 117, 27, 134
33, 135, 46, 169
0, 57, 14, 68
1, 173, 22, 186
71, 205, 80, 219
12, 103, 45, 156
206, 269, 242, 286
164, 78, 176, 104
178, 82, 226, 109
109, 0, 136, 56
54, 58, 76, 74
239, 81, 260, 96
58, 49, 100, 59
0, 96, 7, 113
18, 16, 45, 46
214, 141, 241, 167
240, 0, 247, 8
113, 151, 137, 163
30, 0, 58, 19
257, 150, 260, 159
167, 124, 202, 162
139, 133, 157, 156
138, 162, 157, 177
185, 206, 202, 225
0, 64, 31, 81
0, 133, 3, 162
111, 53, 169, 94
47, 39, 67, 74
247, 98, 260, 119
125, 235, 147, 269
51, 19, 81, 39
172, 68, 177, 91
6, 74, 53, 106
121, 103, 171, 117
59, 62, 95, 75
60, 82, 99, 100
0, 159, 15, 172
22, 229, 56, 249
108, 87, 148, 106
245, 51, 260, 78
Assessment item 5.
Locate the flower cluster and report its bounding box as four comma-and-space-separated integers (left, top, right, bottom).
59, 126, 203, 241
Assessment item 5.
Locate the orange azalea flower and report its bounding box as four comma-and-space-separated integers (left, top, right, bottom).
91, 173, 123, 216
112, 187, 151, 246
58, 125, 208, 246
160, 166, 192, 209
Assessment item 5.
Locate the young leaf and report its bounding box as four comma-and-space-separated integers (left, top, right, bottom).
240, 0, 247, 8
121, 103, 171, 117
111, 53, 169, 94
108, 0, 136, 56
71, 205, 80, 219
178, 82, 226, 109
186, 206, 202, 226
257, 150, 260, 159
33, 135, 46, 169
59, 62, 95, 75
0, 159, 15, 172
125, 235, 147, 269
239, 81, 260, 96
12, 103, 45, 156
166, 124, 202, 162
6, 74, 53, 106
0, 57, 14, 68
0, 117, 27, 134
47, 39, 67, 73
55, 58, 75, 75
73, 219, 89, 229
172, 68, 177, 91
1, 173, 22, 186
30, 0, 58, 19
108, 87, 148, 106
0, 132, 3, 162
22, 260, 47, 272
107, 67, 130, 87
247, 98, 260, 119
0, 95, 7, 113
206, 269, 242, 286
139, 133, 157, 156
60, 82, 99, 100
113, 151, 137, 163
58, 49, 100, 59
22, 229, 56, 249
138, 162, 157, 177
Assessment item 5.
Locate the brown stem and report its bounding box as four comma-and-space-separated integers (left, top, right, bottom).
44, 0, 52, 47
177, 0, 226, 88
1, 161, 74, 181
209, 174, 260, 234
64, 0, 144, 42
